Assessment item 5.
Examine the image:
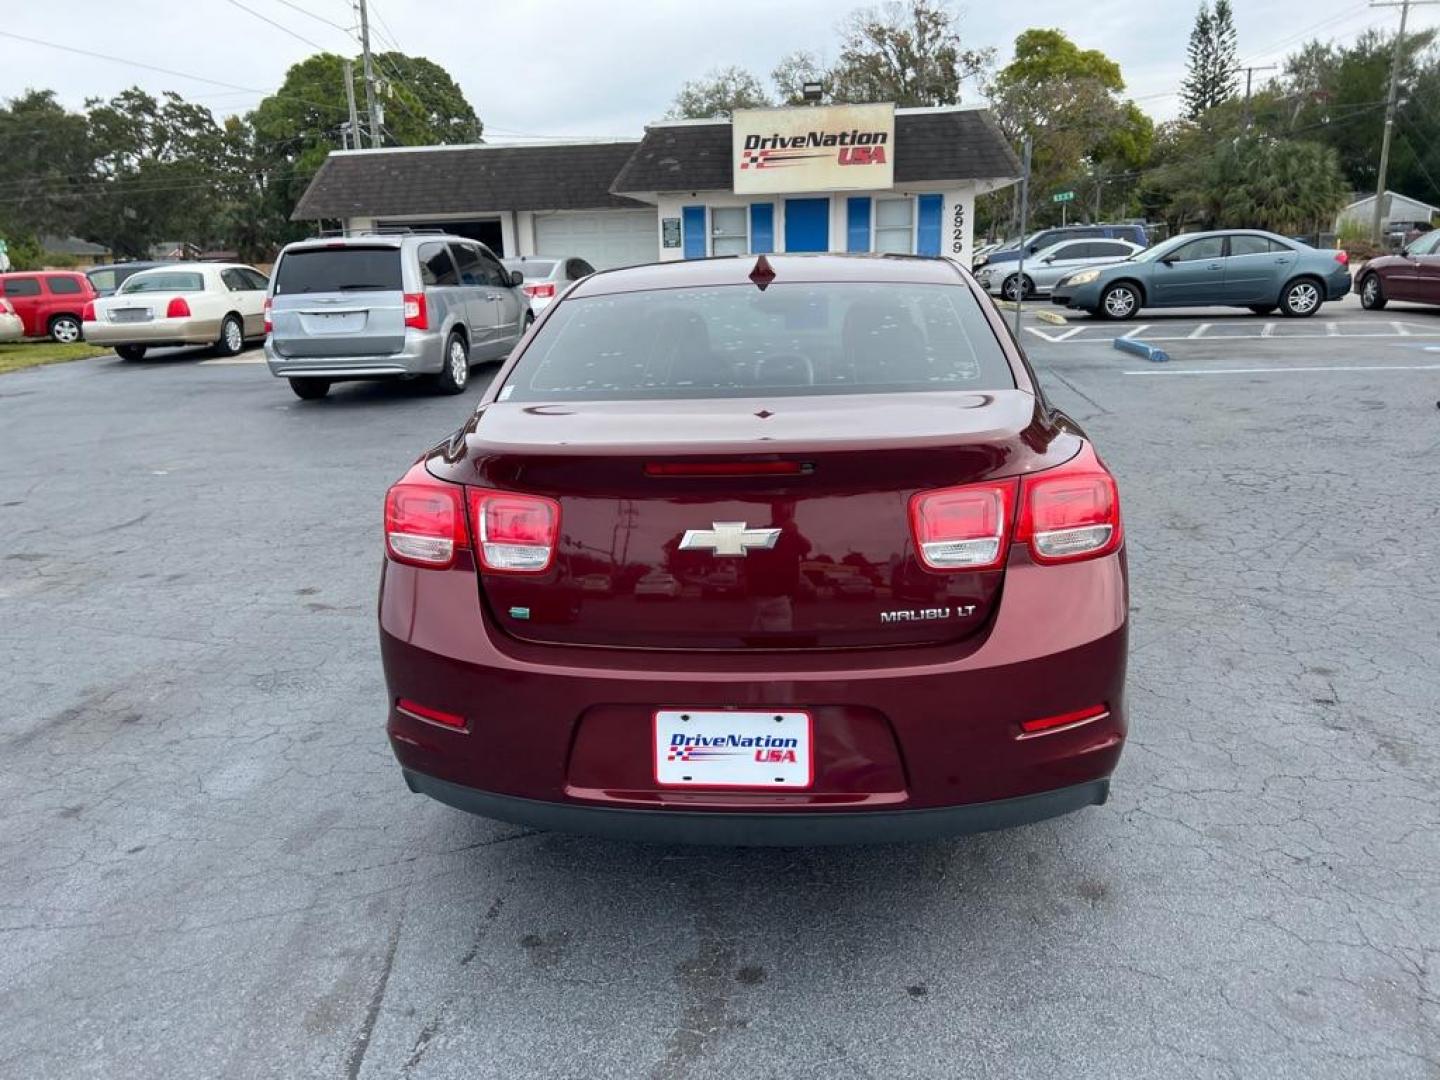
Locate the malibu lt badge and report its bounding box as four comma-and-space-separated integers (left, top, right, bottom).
880, 605, 977, 624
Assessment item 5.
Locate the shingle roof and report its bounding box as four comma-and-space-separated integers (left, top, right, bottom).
610, 109, 1021, 194
292, 141, 648, 220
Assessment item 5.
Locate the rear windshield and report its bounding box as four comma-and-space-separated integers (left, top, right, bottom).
503, 259, 555, 278
119, 272, 205, 294
273, 247, 402, 294
498, 282, 1014, 403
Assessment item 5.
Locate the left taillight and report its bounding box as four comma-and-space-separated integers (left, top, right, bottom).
1334, 250, 1350, 267
522, 282, 556, 299
468, 489, 560, 573
1017, 443, 1122, 564
384, 468, 468, 569
909, 479, 1017, 571
166, 297, 191, 318
82, 301, 96, 322
263, 298, 272, 334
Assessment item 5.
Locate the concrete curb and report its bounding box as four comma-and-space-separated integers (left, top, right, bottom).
1112, 337, 1170, 363
991, 299, 1067, 325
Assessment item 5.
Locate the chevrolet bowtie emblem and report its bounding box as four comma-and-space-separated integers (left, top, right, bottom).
678, 521, 782, 558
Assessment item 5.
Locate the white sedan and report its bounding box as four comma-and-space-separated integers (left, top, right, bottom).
0, 298, 22, 342
977, 238, 1144, 301
83, 263, 270, 360
501, 255, 595, 315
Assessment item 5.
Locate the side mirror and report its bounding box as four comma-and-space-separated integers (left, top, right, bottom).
1042, 255, 1056, 264
1027, 244, 1040, 254
509, 270, 524, 287
1161, 255, 1178, 266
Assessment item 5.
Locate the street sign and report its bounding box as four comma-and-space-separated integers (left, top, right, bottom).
1052, 191, 1075, 204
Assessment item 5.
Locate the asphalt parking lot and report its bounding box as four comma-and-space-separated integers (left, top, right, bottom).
2, 296, 1438, 1080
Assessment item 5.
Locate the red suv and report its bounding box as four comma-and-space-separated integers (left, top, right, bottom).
0, 271, 97, 343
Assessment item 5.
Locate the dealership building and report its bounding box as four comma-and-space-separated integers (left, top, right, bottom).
291, 103, 1020, 269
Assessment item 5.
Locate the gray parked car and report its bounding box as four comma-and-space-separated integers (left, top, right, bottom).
1050, 229, 1352, 319
977, 238, 1143, 300
265, 233, 531, 400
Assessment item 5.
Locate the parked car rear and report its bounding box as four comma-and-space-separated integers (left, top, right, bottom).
379, 253, 1130, 845
265, 234, 532, 400
0, 298, 23, 343
84, 264, 269, 360
500, 255, 596, 314
0, 271, 97, 342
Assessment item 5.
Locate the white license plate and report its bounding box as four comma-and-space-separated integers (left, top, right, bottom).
110, 308, 150, 323
653, 710, 812, 788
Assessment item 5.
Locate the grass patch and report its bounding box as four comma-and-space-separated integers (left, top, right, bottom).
0, 341, 110, 375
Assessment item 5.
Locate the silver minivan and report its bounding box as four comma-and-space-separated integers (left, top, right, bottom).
264, 233, 531, 400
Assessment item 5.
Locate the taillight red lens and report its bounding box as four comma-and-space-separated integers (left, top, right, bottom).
1017, 444, 1122, 564
468, 490, 560, 573
1334, 250, 1349, 266
908, 479, 1017, 571
403, 292, 427, 330
166, 297, 190, 318
384, 468, 467, 568
522, 282, 556, 298
82, 301, 96, 321
263, 297, 272, 334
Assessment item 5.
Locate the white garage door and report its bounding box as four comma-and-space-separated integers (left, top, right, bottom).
534, 210, 657, 270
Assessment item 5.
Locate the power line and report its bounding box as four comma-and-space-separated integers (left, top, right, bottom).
223, 0, 328, 52
0, 29, 264, 93
269, 0, 354, 33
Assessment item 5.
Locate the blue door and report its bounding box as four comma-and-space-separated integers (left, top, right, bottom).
784, 198, 830, 252
682, 206, 706, 260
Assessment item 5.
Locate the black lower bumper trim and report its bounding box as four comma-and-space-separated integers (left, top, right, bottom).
402, 771, 1111, 846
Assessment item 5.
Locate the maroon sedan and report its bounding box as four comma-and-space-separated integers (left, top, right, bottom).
1357, 230, 1440, 309
380, 254, 1128, 844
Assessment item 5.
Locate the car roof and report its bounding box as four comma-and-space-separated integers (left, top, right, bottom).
570, 253, 964, 299
0, 269, 87, 278
89, 261, 170, 271
281, 233, 479, 254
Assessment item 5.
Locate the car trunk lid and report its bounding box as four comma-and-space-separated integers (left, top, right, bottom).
429, 391, 1075, 651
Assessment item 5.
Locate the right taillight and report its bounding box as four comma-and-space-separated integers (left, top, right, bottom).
82, 301, 96, 322
403, 292, 427, 330
1017, 444, 1122, 564
468, 490, 560, 573
263, 297, 272, 334
522, 282, 556, 299
384, 467, 467, 568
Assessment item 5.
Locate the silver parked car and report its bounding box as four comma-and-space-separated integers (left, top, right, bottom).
977, 238, 1144, 300
500, 255, 595, 314
265, 233, 531, 400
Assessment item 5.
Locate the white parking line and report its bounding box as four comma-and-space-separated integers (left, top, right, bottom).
1120, 325, 1150, 339
1123, 363, 1440, 376
1261, 322, 1276, 338
1187, 323, 1211, 339
1026, 323, 1440, 344
1392, 321, 1411, 336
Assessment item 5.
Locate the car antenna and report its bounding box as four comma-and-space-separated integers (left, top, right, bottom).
749, 254, 776, 291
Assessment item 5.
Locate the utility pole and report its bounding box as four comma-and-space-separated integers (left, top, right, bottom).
1236, 64, 1277, 126
356, 0, 380, 148
1012, 136, 1032, 341
1370, 1, 1440, 242
343, 60, 361, 151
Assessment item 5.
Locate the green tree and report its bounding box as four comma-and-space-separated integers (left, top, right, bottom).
827, 0, 992, 105
988, 30, 1153, 226
248, 52, 479, 249
772, 50, 830, 106
668, 66, 773, 119
0, 90, 93, 248
1181, 1, 1239, 119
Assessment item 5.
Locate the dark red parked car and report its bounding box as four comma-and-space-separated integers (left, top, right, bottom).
0, 271, 96, 343
380, 254, 1128, 844
1357, 229, 1440, 310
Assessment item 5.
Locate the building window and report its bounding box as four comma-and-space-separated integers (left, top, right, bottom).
711, 207, 748, 256
875, 199, 913, 253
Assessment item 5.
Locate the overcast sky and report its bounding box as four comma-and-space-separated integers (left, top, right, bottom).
1, 0, 1431, 139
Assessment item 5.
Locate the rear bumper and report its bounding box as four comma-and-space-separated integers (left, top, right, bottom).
1327, 272, 1352, 300
403, 770, 1111, 845
381, 545, 1129, 841
264, 329, 442, 379
83, 316, 222, 346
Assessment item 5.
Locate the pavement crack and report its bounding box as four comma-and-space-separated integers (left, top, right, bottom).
343, 904, 404, 1080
